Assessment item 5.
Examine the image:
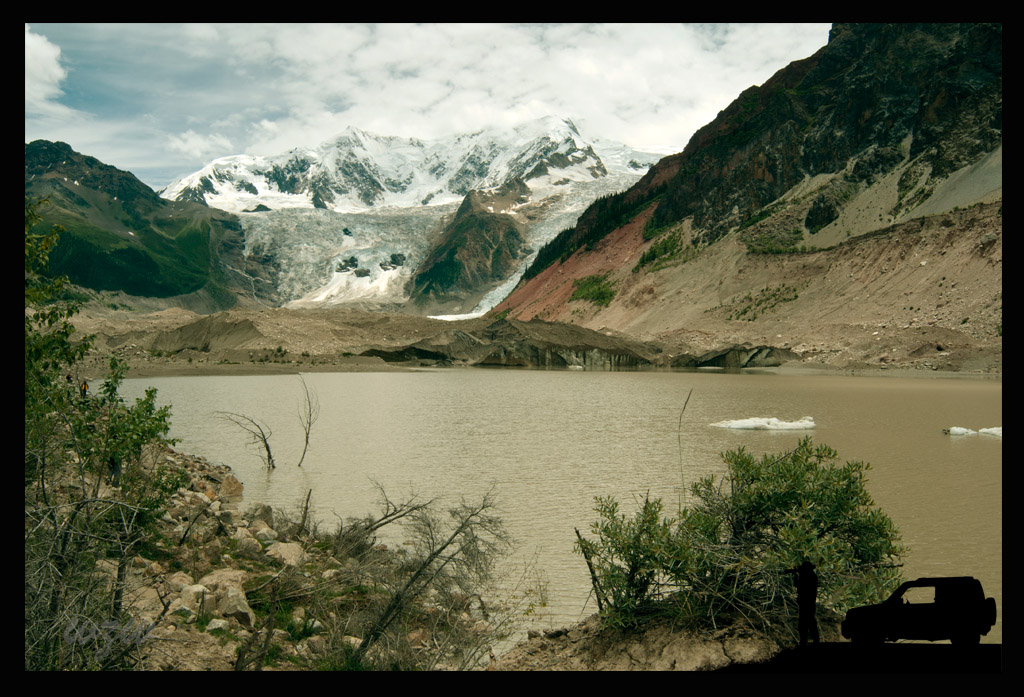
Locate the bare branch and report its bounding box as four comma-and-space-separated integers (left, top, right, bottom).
217, 411, 275, 469
353, 492, 507, 665
363, 481, 433, 534
295, 376, 319, 467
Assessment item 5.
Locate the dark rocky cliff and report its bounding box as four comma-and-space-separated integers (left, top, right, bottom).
407, 179, 533, 312
524, 23, 1002, 275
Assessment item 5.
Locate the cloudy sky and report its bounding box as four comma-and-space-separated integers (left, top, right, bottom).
26, 23, 831, 191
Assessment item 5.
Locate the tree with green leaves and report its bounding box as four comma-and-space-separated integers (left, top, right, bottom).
25, 197, 186, 670
575, 437, 906, 641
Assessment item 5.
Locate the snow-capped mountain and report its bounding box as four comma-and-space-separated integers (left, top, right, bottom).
160, 117, 658, 214
160, 117, 663, 314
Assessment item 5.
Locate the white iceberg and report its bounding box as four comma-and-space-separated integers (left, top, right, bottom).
943, 426, 1001, 437
710, 416, 816, 430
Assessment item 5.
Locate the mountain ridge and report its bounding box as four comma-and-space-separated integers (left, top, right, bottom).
159, 116, 659, 215
150, 117, 661, 314
518, 23, 1001, 282
492, 22, 1001, 372
24, 139, 256, 309
26, 118, 662, 315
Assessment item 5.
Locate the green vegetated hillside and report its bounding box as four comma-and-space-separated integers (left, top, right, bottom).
25, 140, 244, 306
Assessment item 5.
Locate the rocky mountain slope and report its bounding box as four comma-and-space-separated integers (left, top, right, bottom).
405, 179, 532, 314
27, 119, 661, 317
493, 23, 1001, 372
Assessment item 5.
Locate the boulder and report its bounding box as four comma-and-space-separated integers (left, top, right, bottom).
305, 635, 329, 655
234, 537, 263, 557
206, 618, 229, 633
266, 541, 307, 567
253, 526, 279, 542
220, 474, 244, 502
164, 571, 194, 593
250, 518, 276, 536
247, 503, 275, 528
218, 587, 256, 630
179, 584, 213, 613
198, 568, 248, 594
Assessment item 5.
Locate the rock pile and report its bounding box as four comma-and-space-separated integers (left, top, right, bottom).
105, 444, 500, 671
107, 446, 334, 670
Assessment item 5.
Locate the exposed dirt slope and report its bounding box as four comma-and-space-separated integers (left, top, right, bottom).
492, 201, 1001, 374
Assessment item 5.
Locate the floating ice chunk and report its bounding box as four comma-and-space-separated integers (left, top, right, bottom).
943, 427, 1001, 436
710, 416, 815, 430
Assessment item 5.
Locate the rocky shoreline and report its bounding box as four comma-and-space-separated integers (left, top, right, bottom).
101, 445, 319, 670
101, 443, 505, 670
71, 321, 999, 383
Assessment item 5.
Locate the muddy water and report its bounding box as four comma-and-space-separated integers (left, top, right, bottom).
122, 369, 1001, 643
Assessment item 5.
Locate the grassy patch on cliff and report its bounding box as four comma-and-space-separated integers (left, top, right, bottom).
570, 274, 616, 307
741, 227, 806, 255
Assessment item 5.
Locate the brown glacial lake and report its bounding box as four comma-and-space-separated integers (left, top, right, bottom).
123, 369, 1002, 644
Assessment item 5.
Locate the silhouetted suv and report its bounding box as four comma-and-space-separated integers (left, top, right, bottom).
842, 577, 997, 646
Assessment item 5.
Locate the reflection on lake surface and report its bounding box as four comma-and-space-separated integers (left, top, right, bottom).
121, 369, 1001, 644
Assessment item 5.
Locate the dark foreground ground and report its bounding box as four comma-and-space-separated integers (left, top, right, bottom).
717, 642, 1002, 674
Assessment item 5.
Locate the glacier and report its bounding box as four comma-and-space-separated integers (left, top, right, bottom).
162, 117, 663, 311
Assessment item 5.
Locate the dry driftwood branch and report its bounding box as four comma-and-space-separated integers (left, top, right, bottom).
217, 411, 275, 469
352, 493, 503, 665
295, 376, 319, 468
575, 527, 605, 612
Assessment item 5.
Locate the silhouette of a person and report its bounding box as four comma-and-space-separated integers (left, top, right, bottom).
788, 560, 821, 646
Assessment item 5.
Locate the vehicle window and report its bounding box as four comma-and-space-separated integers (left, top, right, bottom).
903, 586, 936, 604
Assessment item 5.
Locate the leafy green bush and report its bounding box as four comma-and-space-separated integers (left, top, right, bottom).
575, 437, 906, 639
25, 197, 183, 670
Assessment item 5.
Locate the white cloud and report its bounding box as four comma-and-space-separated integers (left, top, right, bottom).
25, 24, 73, 118
167, 130, 235, 160
25, 23, 832, 188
